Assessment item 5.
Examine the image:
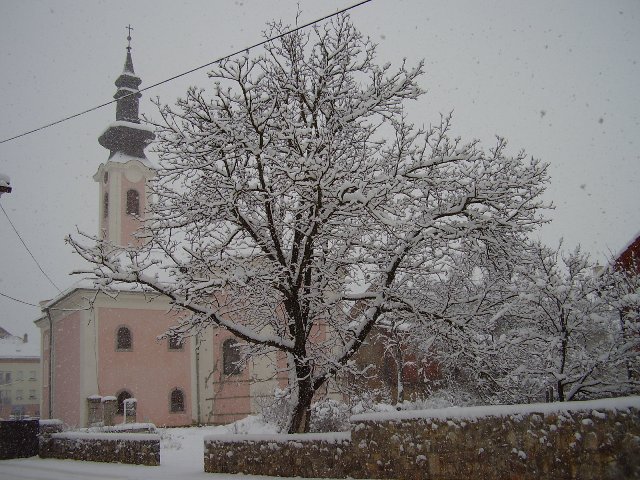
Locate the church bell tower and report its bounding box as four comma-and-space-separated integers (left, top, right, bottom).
94, 27, 155, 246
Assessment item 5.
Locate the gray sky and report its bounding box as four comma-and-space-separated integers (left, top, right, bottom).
1, 0, 639, 340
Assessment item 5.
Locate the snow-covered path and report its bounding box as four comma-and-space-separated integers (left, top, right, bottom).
0, 421, 344, 479
0, 426, 209, 479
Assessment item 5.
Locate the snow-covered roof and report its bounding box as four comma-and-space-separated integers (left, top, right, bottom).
38, 277, 155, 311
0, 334, 39, 359
613, 229, 640, 263
101, 120, 155, 135
0, 172, 10, 188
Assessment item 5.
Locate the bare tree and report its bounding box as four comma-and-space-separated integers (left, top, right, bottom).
507, 242, 639, 401
69, 15, 549, 432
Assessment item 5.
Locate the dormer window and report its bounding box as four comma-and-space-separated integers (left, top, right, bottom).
126, 189, 140, 215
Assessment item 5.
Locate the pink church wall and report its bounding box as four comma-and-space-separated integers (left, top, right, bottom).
52, 312, 81, 426
97, 307, 192, 427
120, 177, 145, 247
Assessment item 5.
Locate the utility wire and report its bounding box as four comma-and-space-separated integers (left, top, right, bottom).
0, 204, 92, 312
0, 203, 61, 292
0, 290, 90, 312
0, 0, 373, 145
0, 290, 40, 308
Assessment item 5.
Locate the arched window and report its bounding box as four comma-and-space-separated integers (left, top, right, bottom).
116, 326, 132, 351
223, 339, 242, 375
103, 192, 109, 218
170, 388, 185, 413
116, 390, 133, 415
126, 189, 140, 215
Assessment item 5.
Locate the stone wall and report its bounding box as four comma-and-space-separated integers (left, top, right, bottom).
351, 397, 640, 479
39, 431, 160, 466
0, 419, 39, 460
204, 396, 640, 479
204, 432, 353, 477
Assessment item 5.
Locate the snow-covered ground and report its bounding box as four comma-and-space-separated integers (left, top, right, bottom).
0, 416, 340, 479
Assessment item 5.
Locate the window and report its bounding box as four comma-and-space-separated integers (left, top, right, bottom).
126, 189, 140, 215
29, 370, 36, 381
170, 388, 185, 413
16, 389, 23, 401
29, 390, 36, 400
116, 326, 132, 351
5, 372, 11, 384
168, 335, 183, 350
223, 339, 242, 375
116, 390, 133, 415
0, 390, 10, 405
0, 372, 4, 385
103, 192, 109, 218
17, 371, 23, 382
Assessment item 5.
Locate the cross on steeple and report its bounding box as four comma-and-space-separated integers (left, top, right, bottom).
126, 24, 133, 51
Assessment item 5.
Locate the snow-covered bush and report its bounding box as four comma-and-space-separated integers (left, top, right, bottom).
309, 399, 350, 433
256, 388, 293, 432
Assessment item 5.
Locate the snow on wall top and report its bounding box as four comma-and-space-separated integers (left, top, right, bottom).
0, 334, 39, 359
52, 431, 159, 442
39, 419, 63, 425
350, 396, 640, 423
204, 431, 351, 444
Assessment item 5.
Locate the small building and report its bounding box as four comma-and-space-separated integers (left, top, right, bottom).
616, 232, 640, 274
0, 331, 40, 419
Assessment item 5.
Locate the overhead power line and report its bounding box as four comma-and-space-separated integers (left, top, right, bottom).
0, 0, 373, 145
0, 290, 90, 312
0, 290, 40, 308
0, 203, 61, 292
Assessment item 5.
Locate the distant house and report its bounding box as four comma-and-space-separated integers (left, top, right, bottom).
616, 232, 640, 274
0, 331, 40, 418
35, 40, 284, 428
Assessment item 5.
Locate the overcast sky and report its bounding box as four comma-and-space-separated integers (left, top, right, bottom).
1, 0, 639, 340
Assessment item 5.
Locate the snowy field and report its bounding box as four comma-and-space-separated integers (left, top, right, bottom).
0, 417, 344, 480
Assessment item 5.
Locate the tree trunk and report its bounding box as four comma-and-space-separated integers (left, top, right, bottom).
394, 343, 404, 404
287, 361, 315, 433
556, 380, 565, 402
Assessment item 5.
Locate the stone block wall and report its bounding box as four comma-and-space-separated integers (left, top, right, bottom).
0, 419, 39, 460
351, 398, 640, 479
204, 396, 640, 479
204, 432, 354, 477
39, 432, 160, 466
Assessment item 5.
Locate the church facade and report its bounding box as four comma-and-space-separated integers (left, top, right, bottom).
35, 41, 284, 428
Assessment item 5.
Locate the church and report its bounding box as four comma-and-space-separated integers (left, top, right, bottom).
35, 39, 284, 428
